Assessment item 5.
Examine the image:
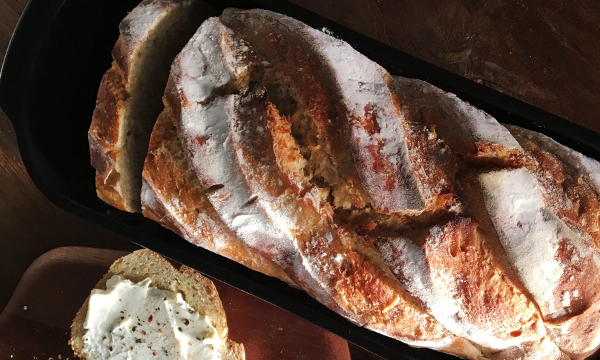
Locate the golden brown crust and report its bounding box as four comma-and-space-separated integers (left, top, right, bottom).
219, 9, 370, 211
94, 172, 127, 212
88, 5, 600, 359
424, 218, 545, 348
141, 105, 295, 286
89, 0, 219, 213
89, 62, 129, 211
111, 36, 130, 78
400, 120, 458, 211
391, 77, 526, 168
89, 63, 128, 156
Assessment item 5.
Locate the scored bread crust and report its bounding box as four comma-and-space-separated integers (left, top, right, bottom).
70, 249, 244, 360
161, 14, 485, 358
89, 0, 217, 212
141, 93, 295, 286
505, 125, 600, 247
90, 4, 600, 359
166, 9, 600, 359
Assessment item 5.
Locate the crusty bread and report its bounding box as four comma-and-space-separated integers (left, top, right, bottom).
90, 5, 600, 359
505, 124, 600, 247
89, 0, 217, 212
70, 249, 244, 360
167, 9, 569, 359
478, 166, 600, 360
377, 215, 563, 360
141, 98, 295, 286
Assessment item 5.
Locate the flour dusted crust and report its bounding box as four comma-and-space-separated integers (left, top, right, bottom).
268, 15, 457, 215
160, 8, 578, 359
86, 4, 600, 359
478, 167, 600, 359
89, 0, 216, 212
167, 12, 484, 358
501, 126, 600, 358
141, 98, 295, 286
505, 125, 600, 248
377, 217, 562, 359
392, 77, 524, 165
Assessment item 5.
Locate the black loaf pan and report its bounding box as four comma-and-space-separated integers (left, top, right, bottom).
2, 0, 600, 359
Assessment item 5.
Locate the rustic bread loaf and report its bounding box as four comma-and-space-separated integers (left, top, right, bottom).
166, 12, 483, 359
154, 8, 581, 359
88, 5, 600, 360
89, 0, 216, 212
70, 249, 244, 360
502, 125, 600, 359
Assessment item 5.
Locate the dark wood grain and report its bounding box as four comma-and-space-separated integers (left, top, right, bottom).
1, 0, 599, 359
289, 0, 600, 133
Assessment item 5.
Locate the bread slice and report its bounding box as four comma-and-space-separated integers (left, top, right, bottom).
141, 94, 295, 286
70, 249, 244, 360
88, 0, 216, 212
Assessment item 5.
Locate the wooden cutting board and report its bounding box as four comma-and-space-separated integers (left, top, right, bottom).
0, 247, 352, 360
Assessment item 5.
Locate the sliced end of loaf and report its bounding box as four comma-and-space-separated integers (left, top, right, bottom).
89, 0, 217, 213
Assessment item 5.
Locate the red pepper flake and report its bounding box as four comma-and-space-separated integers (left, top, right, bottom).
148, 315, 153, 323
152, 351, 156, 356
119, 299, 122, 302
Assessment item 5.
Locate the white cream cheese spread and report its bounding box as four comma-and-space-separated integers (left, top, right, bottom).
82, 275, 222, 360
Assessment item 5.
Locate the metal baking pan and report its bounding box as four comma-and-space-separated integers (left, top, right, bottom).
2, 0, 600, 359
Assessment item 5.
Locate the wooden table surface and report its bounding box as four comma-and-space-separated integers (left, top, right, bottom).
1, 0, 599, 358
